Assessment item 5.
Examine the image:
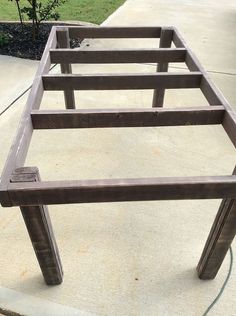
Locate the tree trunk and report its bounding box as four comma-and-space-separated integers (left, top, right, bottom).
16, 0, 24, 30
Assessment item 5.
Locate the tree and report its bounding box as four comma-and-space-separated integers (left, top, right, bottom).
10, 0, 67, 40
9, 0, 24, 29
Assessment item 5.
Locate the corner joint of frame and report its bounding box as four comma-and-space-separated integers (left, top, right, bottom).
0, 186, 12, 207
10, 167, 39, 184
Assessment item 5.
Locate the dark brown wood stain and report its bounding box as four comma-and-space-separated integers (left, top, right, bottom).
0, 26, 235, 284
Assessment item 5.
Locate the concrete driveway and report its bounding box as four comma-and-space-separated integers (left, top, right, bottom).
0, 0, 236, 315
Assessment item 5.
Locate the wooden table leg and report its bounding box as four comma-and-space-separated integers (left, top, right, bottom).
57, 29, 76, 109
11, 167, 63, 285
197, 197, 236, 279
152, 27, 173, 107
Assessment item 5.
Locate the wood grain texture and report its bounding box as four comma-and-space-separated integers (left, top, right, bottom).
223, 110, 236, 148
56, 29, 75, 109
31, 106, 225, 129
1, 26, 236, 283
50, 48, 186, 64
0, 26, 57, 207
197, 168, 236, 280
42, 72, 202, 91
200, 76, 223, 105
8, 176, 236, 206
11, 167, 63, 285
68, 26, 163, 39
152, 28, 173, 107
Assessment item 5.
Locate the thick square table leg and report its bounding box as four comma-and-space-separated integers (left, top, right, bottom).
11, 167, 63, 285
152, 27, 173, 107
197, 198, 236, 279
57, 29, 75, 109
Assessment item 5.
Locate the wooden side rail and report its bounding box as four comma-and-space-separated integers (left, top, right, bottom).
0, 26, 57, 207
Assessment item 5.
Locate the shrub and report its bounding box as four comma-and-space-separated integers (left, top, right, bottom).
0, 31, 10, 47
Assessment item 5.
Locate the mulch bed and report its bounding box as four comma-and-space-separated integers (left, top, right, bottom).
0, 23, 81, 60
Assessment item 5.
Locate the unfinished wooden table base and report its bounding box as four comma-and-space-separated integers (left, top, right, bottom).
0, 26, 235, 285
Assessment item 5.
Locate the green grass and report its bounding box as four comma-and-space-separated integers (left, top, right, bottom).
0, 0, 125, 24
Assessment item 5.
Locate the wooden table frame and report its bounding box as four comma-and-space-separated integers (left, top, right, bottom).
0, 26, 235, 285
